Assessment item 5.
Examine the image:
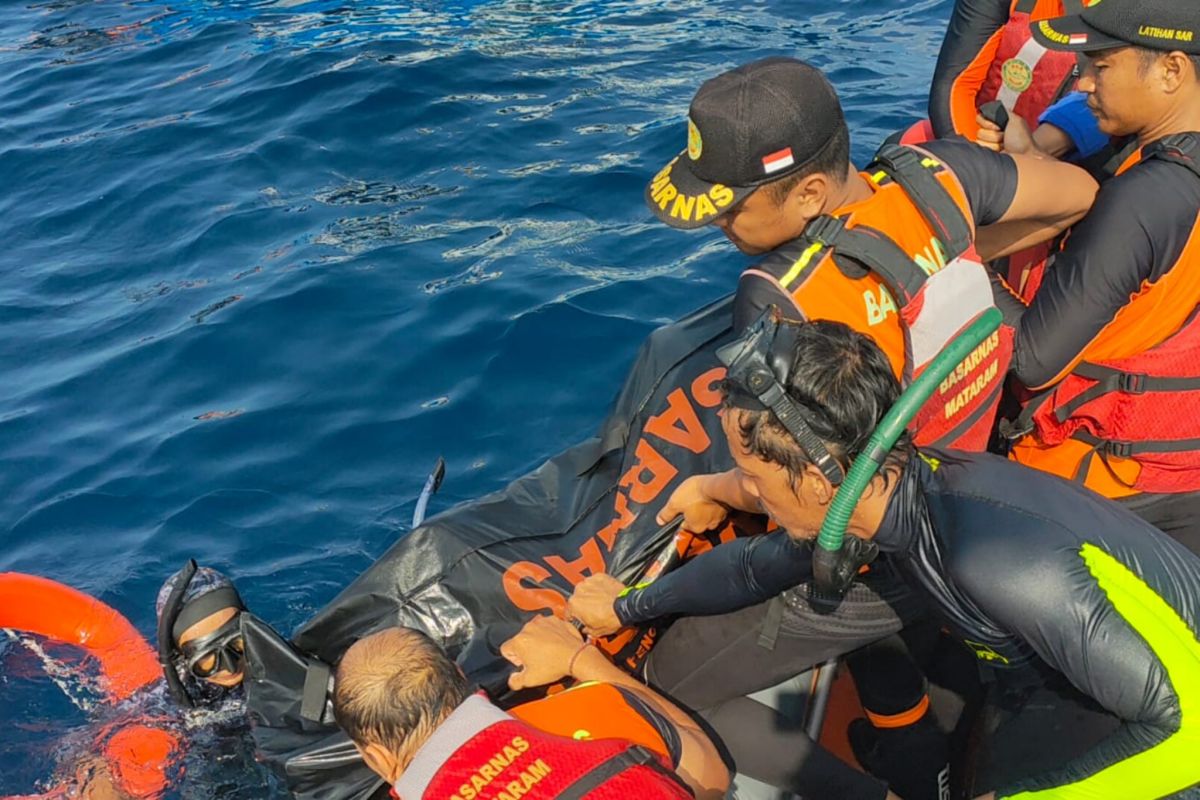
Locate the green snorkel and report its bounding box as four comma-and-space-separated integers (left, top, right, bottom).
811, 307, 1003, 596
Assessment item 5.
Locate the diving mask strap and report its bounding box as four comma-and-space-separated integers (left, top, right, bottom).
754, 380, 845, 487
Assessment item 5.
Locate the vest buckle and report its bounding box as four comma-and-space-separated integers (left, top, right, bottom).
804, 215, 846, 247
998, 416, 1034, 441
1119, 372, 1147, 394
1101, 440, 1134, 458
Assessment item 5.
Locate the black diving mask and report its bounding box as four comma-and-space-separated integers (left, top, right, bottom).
180, 616, 245, 679
157, 559, 247, 706
716, 308, 846, 486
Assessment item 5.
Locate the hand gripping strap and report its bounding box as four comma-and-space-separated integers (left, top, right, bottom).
869, 144, 973, 259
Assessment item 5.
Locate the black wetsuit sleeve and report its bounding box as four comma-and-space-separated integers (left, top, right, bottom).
929, 0, 1011, 137
614, 533, 810, 625
1011, 161, 1199, 388
944, 506, 1192, 798
921, 138, 1019, 227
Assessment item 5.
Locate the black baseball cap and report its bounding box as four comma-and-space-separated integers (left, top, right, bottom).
1032, 0, 1200, 54
646, 57, 846, 230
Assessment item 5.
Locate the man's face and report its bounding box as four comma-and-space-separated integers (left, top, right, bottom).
713, 185, 811, 256
1078, 47, 1169, 137
177, 606, 245, 688
721, 409, 827, 539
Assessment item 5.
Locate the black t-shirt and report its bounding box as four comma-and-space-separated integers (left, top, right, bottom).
1011, 153, 1200, 388
734, 139, 1019, 328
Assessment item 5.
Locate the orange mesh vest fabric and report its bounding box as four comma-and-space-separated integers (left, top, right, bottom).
1012, 146, 1200, 495
951, 0, 1076, 139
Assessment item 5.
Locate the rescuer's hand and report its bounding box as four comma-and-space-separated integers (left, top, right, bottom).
566, 573, 626, 637
976, 111, 1038, 157
657, 474, 730, 531
501, 614, 585, 690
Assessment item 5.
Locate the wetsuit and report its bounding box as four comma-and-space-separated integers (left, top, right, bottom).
1008, 136, 1200, 551
623, 450, 1200, 798
641, 138, 1019, 799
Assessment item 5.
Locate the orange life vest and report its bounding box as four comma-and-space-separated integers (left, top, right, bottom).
746, 144, 1015, 451
1007, 134, 1200, 496
511, 682, 672, 761
950, 0, 1080, 141
393, 694, 692, 800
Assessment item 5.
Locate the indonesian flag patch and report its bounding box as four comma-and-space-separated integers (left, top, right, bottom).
762, 147, 795, 175
1069, 32, 1088, 44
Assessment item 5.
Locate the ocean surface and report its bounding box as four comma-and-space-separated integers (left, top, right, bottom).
0, 0, 948, 795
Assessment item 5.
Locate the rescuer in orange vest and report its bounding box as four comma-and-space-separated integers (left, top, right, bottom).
994, 0, 1200, 552
579, 55, 1097, 800
930, 0, 1082, 141
331, 618, 729, 800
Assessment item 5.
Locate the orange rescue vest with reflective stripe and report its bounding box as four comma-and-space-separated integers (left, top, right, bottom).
511, 682, 672, 761
746, 145, 1015, 451
397, 694, 692, 800
951, 0, 1080, 140
1009, 134, 1200, 496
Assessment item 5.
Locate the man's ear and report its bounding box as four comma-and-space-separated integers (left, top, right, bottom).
1161, 50, 1192, 94
360, 741, 400, 784
804, 463, 836, 506
783, 173, 830, 219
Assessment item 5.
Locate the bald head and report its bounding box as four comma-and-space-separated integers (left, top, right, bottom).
333, 627, 470, 759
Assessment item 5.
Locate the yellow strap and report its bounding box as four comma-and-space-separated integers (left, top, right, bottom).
780, 241, 825, 289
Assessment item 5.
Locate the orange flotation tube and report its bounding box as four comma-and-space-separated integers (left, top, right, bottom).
0, 573, 179, 799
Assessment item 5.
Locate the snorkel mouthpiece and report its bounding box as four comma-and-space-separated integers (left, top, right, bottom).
813, 307, 1004, 598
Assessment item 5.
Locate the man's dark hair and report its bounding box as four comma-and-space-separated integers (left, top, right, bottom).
724, 319, 911, 486
1129, 46, 1200, 79
333, 627, 470, 757
764, 120, 852, 205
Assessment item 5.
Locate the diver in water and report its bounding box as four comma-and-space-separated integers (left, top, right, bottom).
155, 560, 248, 707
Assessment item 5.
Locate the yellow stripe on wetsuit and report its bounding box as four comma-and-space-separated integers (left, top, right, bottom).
1006, 544, 1200, 799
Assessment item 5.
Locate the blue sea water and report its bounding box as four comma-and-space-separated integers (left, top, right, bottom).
0, 0, 950, 795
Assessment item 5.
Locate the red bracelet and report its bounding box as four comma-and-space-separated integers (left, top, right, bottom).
567, 642, 592, 676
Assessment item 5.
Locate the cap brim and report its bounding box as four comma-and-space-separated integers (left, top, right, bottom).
1031, 14, 1127, 52
645, 151, 756, 230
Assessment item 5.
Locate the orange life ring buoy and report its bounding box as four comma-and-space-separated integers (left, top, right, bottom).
0, 573, 180, 799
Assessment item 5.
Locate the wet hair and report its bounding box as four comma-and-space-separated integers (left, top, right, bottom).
724, 319, 911, 486
763, 120, 851, 205
1128, 46, 1200, 80
333, 627, 470, 758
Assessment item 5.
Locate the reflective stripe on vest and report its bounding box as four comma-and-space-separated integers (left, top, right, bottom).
753, 144, 1015, 452
399, 693, 693, 800
1007, 133, 1200, 495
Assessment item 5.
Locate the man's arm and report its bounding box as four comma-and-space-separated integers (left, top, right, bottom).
958, 538, 1200, 799
566, 472, 806, 634
929, 0, 1012, 139
922, 138, 1098, 262
502, 616, 730, 800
